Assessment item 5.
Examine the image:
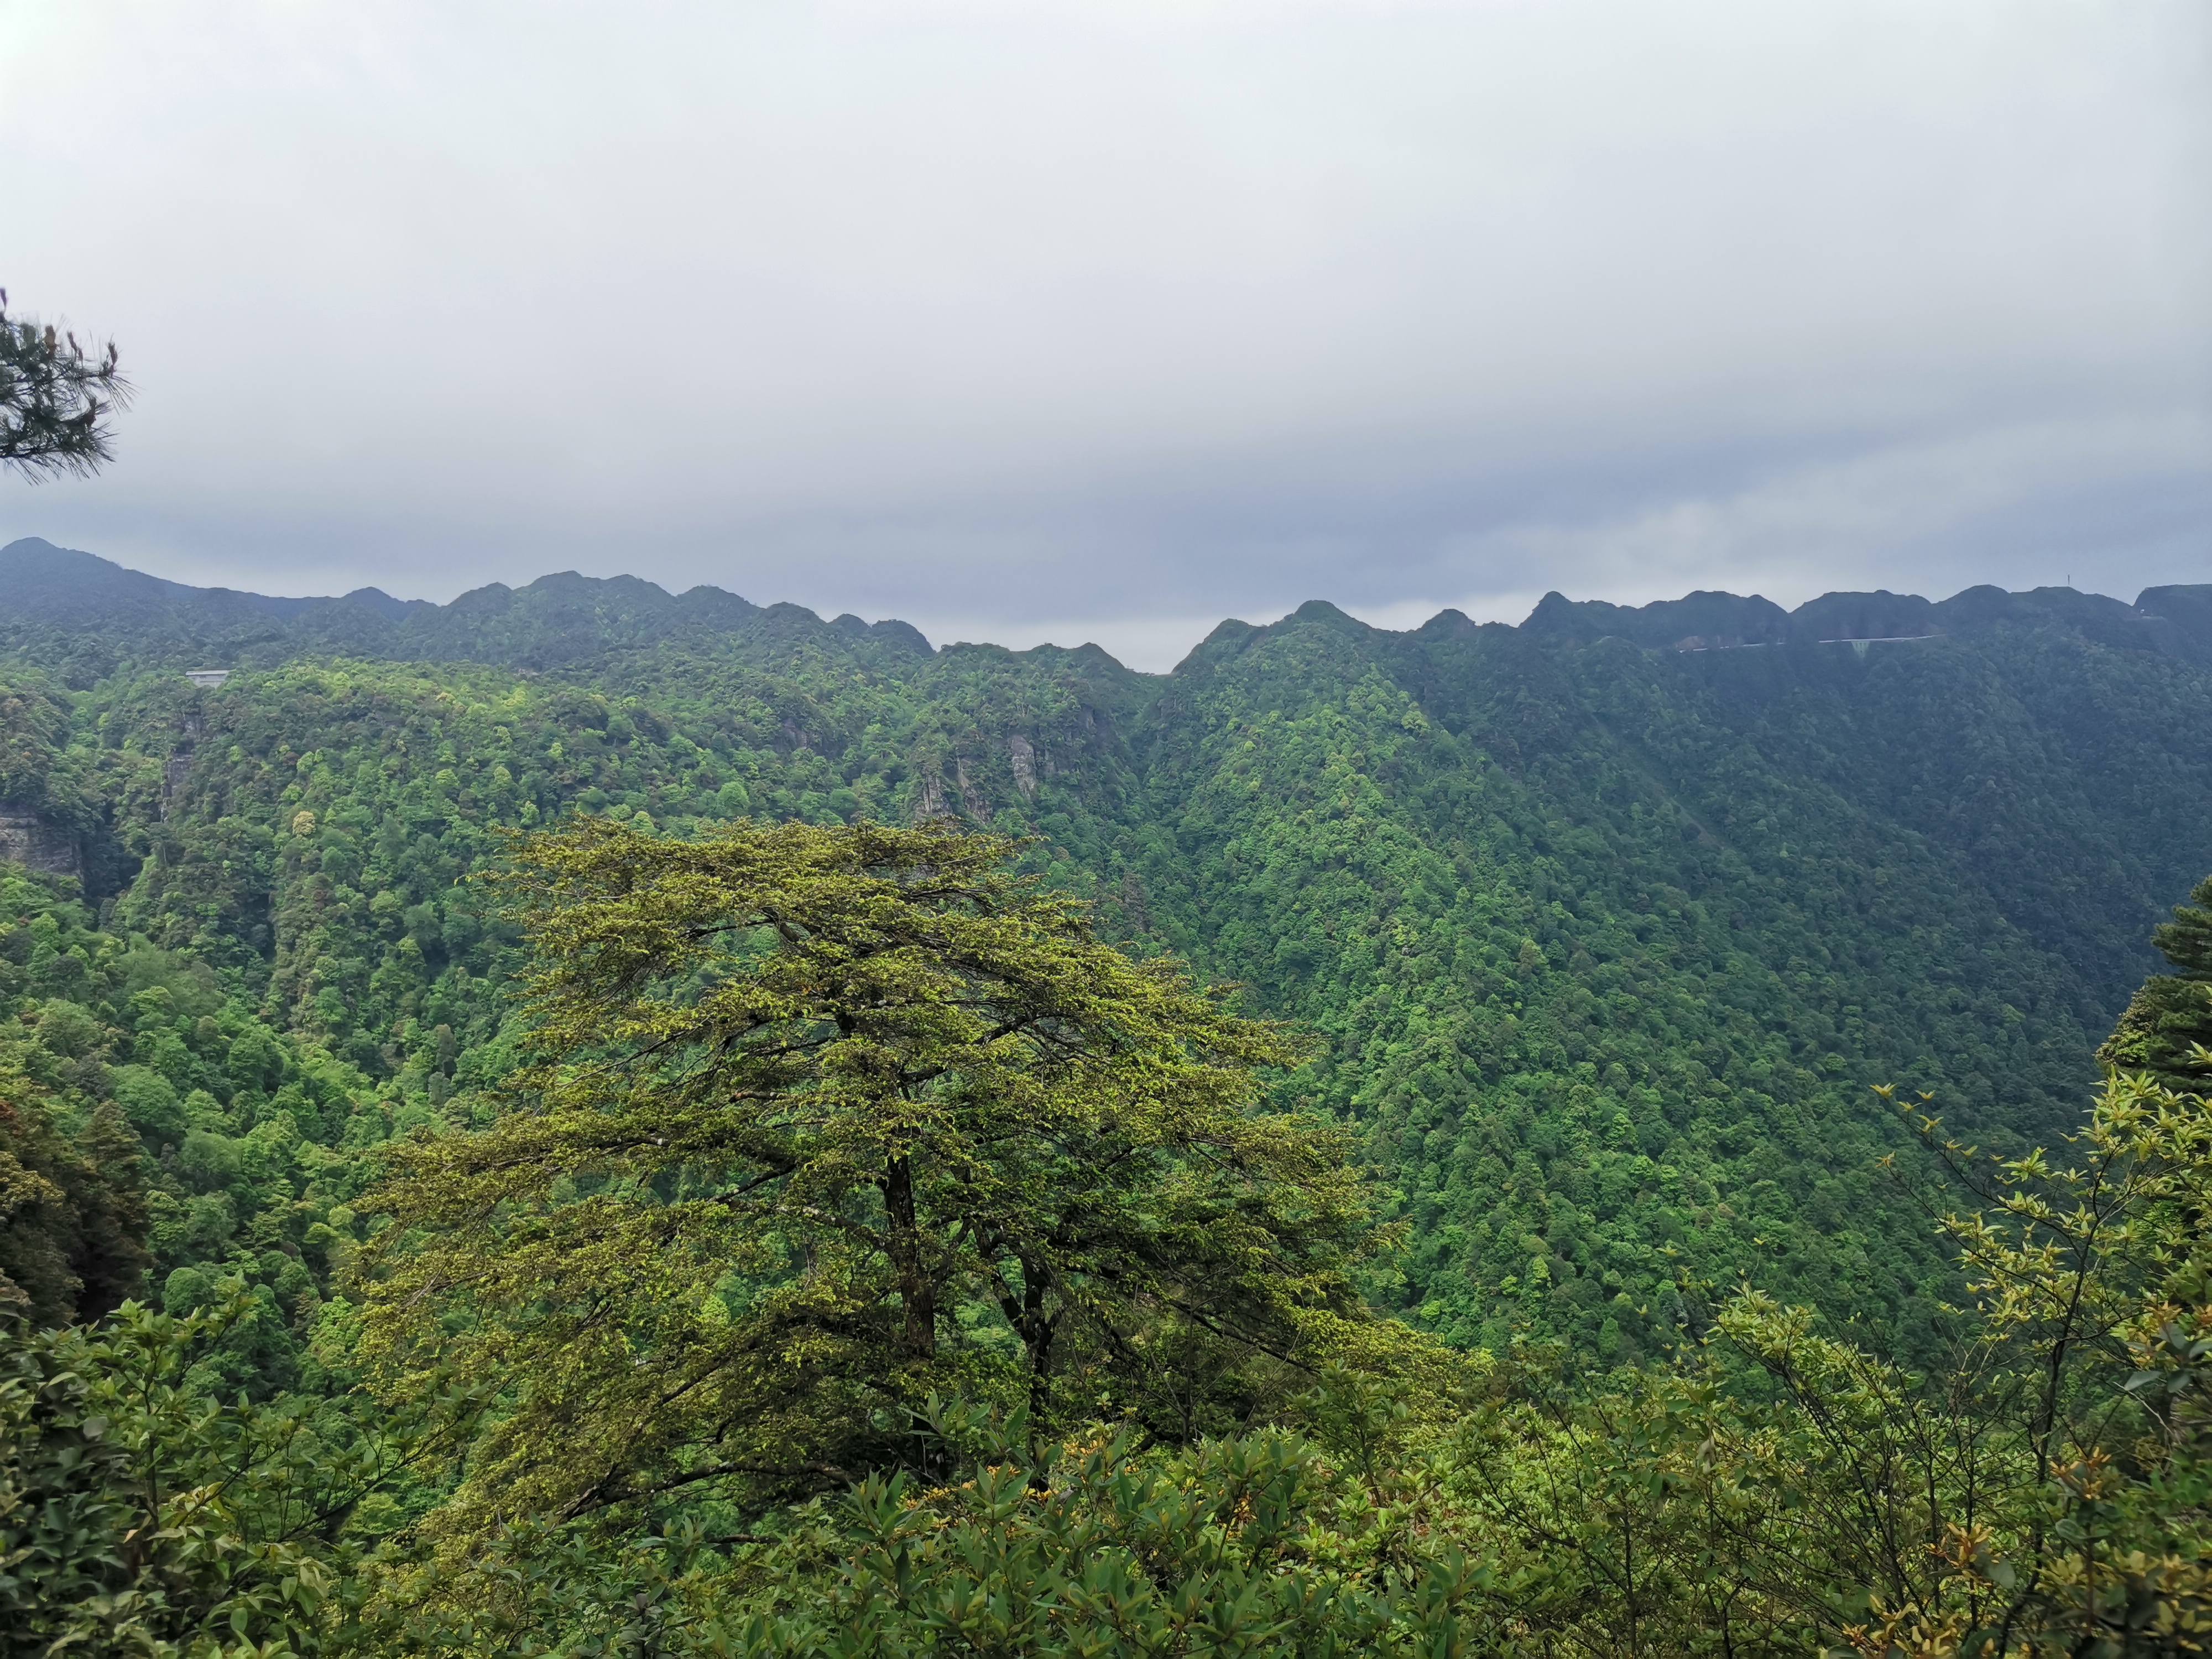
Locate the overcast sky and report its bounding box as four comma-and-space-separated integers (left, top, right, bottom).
3, 0, 2208, 668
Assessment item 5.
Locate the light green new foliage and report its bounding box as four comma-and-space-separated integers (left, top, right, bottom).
364, 816, 1397, 1542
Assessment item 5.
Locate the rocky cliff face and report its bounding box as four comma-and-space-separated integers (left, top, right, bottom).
0, 801, 79, 878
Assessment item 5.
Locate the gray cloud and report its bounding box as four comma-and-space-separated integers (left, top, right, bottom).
3, 0, 2206, 668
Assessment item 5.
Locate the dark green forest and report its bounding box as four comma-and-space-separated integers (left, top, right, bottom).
2, 534, 2209, 1655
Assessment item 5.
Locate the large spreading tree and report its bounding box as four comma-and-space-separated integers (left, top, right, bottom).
363, 817, 1405, 1537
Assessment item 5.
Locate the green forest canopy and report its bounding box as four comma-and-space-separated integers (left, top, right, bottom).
0, 545, 2209, 1652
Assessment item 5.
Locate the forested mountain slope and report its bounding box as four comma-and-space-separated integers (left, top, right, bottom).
2, 538, 2210, 1370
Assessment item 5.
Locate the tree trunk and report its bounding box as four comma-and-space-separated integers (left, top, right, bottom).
882, 1155, 937, 1359
1018, 1250, 1056, 1415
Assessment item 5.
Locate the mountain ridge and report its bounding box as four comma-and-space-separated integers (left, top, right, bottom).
6, 536, 2209, 684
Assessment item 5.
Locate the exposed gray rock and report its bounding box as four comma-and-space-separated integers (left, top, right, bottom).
0, 800, 79, 877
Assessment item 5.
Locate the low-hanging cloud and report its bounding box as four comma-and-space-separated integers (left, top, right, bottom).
2, 0, 2206, 668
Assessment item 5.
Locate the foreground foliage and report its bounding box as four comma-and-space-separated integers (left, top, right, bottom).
12, 1045, 2206, 1656
1450, 1072, 2212, 1653
378, 1399, 1493, 1658
0, 1288, 473, 1657
364, 1059, 2210, 1655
